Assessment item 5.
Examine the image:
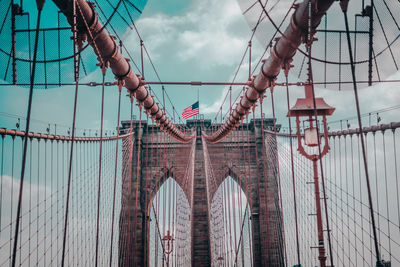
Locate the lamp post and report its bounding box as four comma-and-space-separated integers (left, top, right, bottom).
288, 84, 335, 267
217, 256, 224, 267
162, 230, 174, 267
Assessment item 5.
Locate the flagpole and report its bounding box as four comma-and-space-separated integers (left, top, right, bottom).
197, 87, 200, 119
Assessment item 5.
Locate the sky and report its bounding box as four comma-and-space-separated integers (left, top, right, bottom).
0, 1, 399, 265
0, 0, 399, 135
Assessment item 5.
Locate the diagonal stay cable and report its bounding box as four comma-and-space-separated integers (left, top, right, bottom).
119, 0, 183, 121
218, 0, 296, 122
61, 0, 82, 265
11, 2, 43, 266
215, 0, 270, 121
341, 2, 382, 265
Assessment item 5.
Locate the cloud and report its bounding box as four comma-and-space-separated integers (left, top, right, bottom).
316, 70, 400, 128
199, 81, 244, 116
116, 0, 270, 120
0, 175, 51, 217
0, 171, 121, 265
0, 175, 51, 264
200, 60, 258, 115
124, 0, 249, 69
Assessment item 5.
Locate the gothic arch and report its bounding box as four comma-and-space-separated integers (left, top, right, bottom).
209, 176, 254, 266
146, 167, 190, 216
148, 177, 192, 267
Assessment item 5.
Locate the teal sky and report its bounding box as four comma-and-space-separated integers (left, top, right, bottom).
0, 0, 399, 136
145, 0, 191, 15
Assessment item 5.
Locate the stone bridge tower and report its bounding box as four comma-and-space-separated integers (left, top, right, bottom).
118, 118, 284, 266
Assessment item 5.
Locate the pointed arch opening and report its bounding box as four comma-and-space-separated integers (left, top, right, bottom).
148, 177, 191, 266
209, 176, 253, 267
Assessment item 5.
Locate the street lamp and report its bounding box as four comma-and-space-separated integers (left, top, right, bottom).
162, 230, 174, 267
217, 256, 224, 267
288, 84, 335, 267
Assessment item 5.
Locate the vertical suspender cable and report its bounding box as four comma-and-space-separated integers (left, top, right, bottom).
73, 1, 109, 262
132, 105, 142, 264
383, 131, 392, 260
61, 0, 81, 264
239, 127, 245, 267
368, 0, 374, 85
44, 138, 48, 266
155, 127, 160, 267
393, 129, 400, 231
109, 81, 122, 266
140, 39, 144, 77
28, 137, 33, 266
259, 97, 273, 265
306, 2, 334, 264
252, 110, 263, 265
226, 140, 233, 264
10, 137, 15, 265
340, 1, 382, 265
94, 65, 106, 267
50, 138, 54, 264
230, 158, 238, 259
245, 118, 254, 267
11, 1, 43, 266
270, 88, 287, 265
0, 135, 4, 232
36, 140, 40, 265
126, 96, 134, 265
143, 113, 150, 266
284, 70, 301, 266
148, 122, 154, 265
221, 166, 228, 266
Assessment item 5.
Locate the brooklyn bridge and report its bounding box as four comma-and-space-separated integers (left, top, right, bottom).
0, 0, 399, 266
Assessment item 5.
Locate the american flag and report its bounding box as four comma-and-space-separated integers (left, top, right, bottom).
182, 101, 199, 119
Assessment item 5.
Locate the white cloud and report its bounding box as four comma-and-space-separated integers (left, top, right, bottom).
0, 175, 51, 217
123, 0, 250, 67
316, 70, 400, 128
200, 61, 257, 115
117, 0, 268, 120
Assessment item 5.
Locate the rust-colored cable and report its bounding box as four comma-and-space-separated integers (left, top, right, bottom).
245, 117, 254, 266
109, 82, 122, 266
94, 66, 106, 267
284, 69, 301, 266
205, 0, 335, 144
252, 110, 264, 265
61, 0, 79, 264
11, 3, 43, 267
270, 88, 287, 264
259, 97, 273, 265
126, 98, 134, 265
53, 0, 191, 143
132, 104, 142, 265
143, 112, 150, 266
341, 2, 381, 265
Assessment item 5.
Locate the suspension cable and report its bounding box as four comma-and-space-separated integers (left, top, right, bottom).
109, 80, 123, 266
340, 1, 382, 265
94, 65, 106, 267
270, 87, 287, 264
11, 2, 43, 266
132, 104, 142, 264
284, 68, 301, 265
